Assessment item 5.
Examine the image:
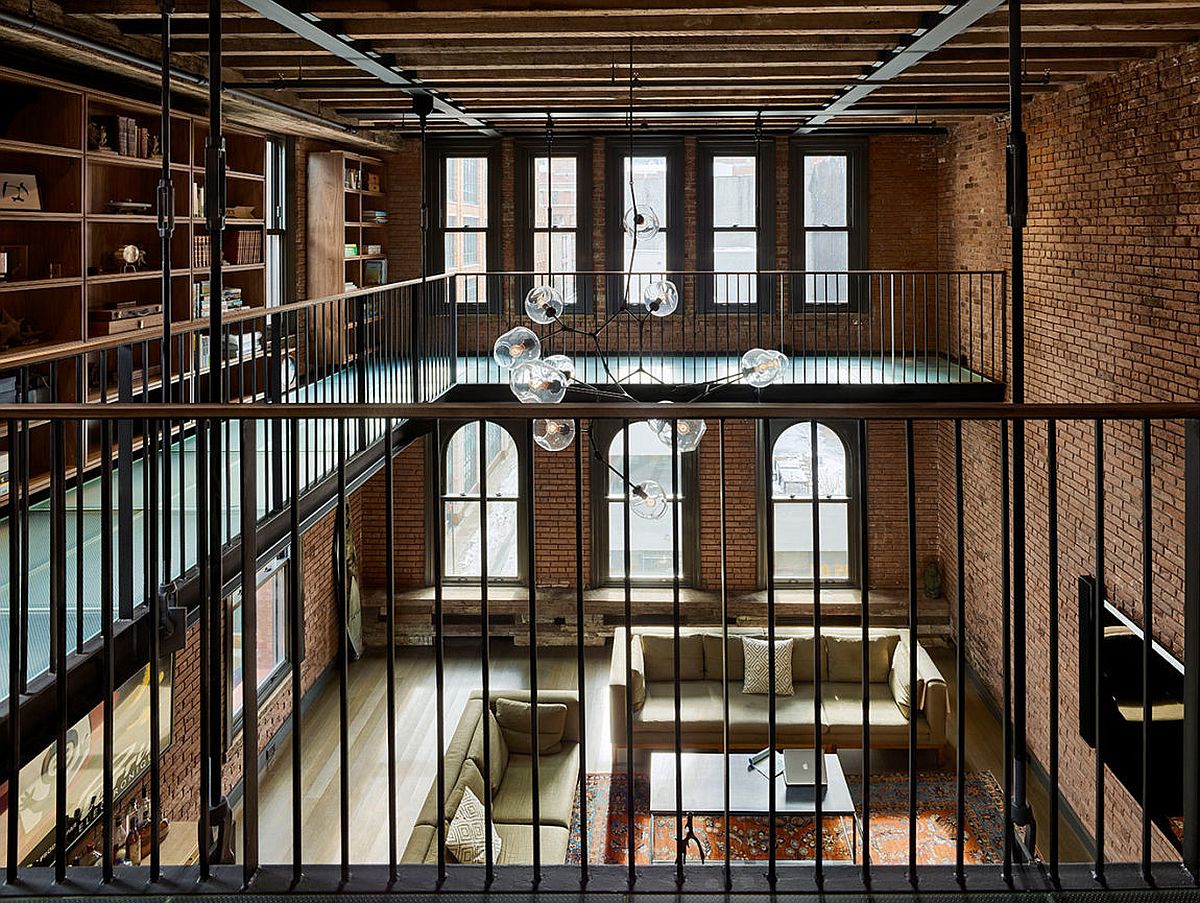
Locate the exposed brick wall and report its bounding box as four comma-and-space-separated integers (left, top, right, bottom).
935, 40, 1200, 861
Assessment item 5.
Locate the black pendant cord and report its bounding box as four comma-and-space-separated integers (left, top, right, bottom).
754, 111, 763, 343
545, 113, 554, 302
415, 92, 432, 401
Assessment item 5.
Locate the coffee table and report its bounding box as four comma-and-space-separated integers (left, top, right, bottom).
648, 751, 857, 863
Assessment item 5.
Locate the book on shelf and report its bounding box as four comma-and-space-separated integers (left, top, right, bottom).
193, 280, 244, 317
231, 229, 262, 265
191, 183, 206, 219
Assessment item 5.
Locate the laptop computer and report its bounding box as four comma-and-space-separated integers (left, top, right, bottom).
782, 749, 828, 788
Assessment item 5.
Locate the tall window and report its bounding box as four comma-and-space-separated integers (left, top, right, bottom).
770, 422, 854, 583
595, 421, 697, 583
606, 143, 683, 311
698, 142, 772, 310
229, 554, 290, 733
443, 155, 490, 304
264, 136, 291, 307
443, 421, 521, 581
532, 154, 579, 305
791, 140, 866, 306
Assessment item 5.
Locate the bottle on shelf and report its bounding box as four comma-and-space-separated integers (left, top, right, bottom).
124, 802, 142, 866
138, 795, 153, 859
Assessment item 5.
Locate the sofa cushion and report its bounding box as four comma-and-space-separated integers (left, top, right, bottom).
417, 743, 491, 829
702, 630, 759, 681
492, 746, 580, 829
631, 636, 647, 709
640, 632, 705, 682
494, 823, 570, 865
639, 681, 725, 732
889, 642, 926, 717
728, 686, 819, 747
468, 708, 509, 791
742, 636, 794, 696
822, 682, 916, 745
826, 633, 899, 682
446, 785, 501, 864
790, 634, 822, 683
495, 698, 569, 755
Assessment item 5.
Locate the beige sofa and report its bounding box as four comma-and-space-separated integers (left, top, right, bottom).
610, 626, 947, 753
402, 689, 580, 866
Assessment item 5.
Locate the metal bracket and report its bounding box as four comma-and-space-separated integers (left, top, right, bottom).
157, 579, 188, 655
205, 141, 227, 233
1006, 130, 1028, 229
156, 179, 175, 238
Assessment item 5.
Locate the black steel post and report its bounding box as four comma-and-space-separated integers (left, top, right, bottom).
1183, 418, 1200, 881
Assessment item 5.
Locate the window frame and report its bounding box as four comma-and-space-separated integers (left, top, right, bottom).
604, 139, 685, 314
265, 135, 295, 309
515, 138, 594, 313
757, 419, 860, 588
427, 419, 531, 586
788, 137, 868, 311
226, 551, 291, 743
429, 139, 502, 312
589, 419, 701, 587
696, 138, 776, 313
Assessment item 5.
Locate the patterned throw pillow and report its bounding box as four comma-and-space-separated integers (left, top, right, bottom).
742, 636, 795, 697
445, 786, 501, 864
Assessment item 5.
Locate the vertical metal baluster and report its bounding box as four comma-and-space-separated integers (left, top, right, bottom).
1001, 419, 1013, 881
6, 418, 21, 885
858, 419, 871, 880
197, 413, 211, 879
762, 416, 777, 886
1141, 418, 1154, 879
431, 421, 447, 882
526, 419, 542, 884
337, 420, 350, 882
574, 418, 588, 885
149, 414, 162, 882
479, 419, 494, 881
1047, 420, 1060, 883
52, 419, 67, 884
1093, 418, 1105, 882
289, 417, 304, 883
719, 421, 732, 889
671, 422, 683, 886
74, 358, 84, 654
240, 418, 259, 886
1182, 419, 1200, 881
905, 419, 918, 886
622, 419, 636, 886
811, 420, 824, 884
385, 418, 397, 881
98, 413, 113, 883
955, 419, 967, 882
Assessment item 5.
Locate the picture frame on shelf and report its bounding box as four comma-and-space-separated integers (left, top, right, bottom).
363, 259, 387, 287
0, 173, 41, 211
0, 245, 28, 282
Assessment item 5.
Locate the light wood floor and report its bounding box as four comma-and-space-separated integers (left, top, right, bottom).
241, 639, 1090, 866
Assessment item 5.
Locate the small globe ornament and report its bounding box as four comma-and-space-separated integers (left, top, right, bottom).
533, 418, 575, 452
641, 279, 679, 318
740, 347, 789, 388
493, 326, 541, 370
524, 283, 564, 324
622, 205, 660, 241
544, 353, 576, 385
631, 479, 668, 520
657, 418, 707, 453
510, 359, 567, 404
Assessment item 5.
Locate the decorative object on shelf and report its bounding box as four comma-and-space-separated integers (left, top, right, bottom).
89, 115, 159, 159
365, 172, 381, 193
365, 244, 382, 256
0, 172, 41, 210
114, 243, 147, 272
344, 167, 361, 190
0, 309, 42, 351
363, 259, 387, 286
88, 301, 163, 336
344, 243, 359, 258
48, 263, 64, 279
106, 199, 153, 215
225, 205, 256, 219
0, 245, 28, 282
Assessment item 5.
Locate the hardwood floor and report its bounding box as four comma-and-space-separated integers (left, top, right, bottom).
242, 639, 1089, 866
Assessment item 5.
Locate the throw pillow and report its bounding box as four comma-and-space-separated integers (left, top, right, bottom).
445, 785, 501, 864
467, 708, 509, 791
494, 697, 568, 755
827, 633, 900, 682
639, 632, 705, 682
741, 636, 795, 696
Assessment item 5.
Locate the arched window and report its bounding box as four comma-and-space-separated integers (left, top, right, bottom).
442, 421, 522, 581
593, 420, 697, 583
770, 421, 855, 583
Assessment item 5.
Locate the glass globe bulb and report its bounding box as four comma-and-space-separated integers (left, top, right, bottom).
622, 205, 660, 241
641, 279, 679, 318
543, 353, 576, 385
533, 418, 575, 452
740, 347, 789, 388
524, 283, 564, 324
631, 479, 668, 520
494, 326, 541, 370
510, 359, 567, 404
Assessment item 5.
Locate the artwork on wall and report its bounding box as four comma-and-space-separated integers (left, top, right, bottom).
0, 173, 40, 211
0, 657, 175, 865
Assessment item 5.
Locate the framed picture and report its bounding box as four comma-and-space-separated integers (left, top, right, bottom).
0, 174, 41, 211
363, 259, 387, 286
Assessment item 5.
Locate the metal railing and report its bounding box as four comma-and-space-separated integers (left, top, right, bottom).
0, 399, 1195, 896
449, 270, 1006, 387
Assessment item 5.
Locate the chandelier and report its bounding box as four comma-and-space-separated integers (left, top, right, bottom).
491, 95, 787, 519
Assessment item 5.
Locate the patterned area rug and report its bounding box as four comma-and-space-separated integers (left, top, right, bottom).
566, 769, 1005, 865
